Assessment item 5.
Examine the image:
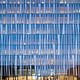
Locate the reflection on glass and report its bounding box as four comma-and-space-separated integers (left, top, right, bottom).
0, 0, 80, 80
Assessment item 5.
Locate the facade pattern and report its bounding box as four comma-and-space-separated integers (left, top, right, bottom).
0, 0, 80, 79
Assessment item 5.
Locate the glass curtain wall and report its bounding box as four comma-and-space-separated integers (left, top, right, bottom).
0, 0, 80, 80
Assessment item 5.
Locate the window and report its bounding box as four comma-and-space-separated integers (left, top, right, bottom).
17, 24, 23, 34
12, 24, 16, 33
2, 24, 6, 34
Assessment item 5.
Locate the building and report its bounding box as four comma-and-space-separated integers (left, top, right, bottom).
0, 0, 80, 80
67, 65, 80, 80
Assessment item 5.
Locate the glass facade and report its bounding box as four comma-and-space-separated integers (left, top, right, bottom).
0, 0, 80, 80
